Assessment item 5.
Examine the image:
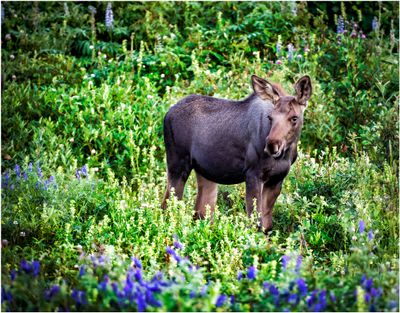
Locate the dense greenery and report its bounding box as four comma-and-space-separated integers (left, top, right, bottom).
1, 2, 398, 311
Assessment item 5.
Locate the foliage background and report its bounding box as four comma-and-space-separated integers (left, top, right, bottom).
1, 1, 399, 312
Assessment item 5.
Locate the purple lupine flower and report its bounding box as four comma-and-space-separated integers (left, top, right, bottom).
361, 274, 366, 284
105, 2, 114, 31
368, 230, 374, 241
330, 290, 336, 302
44, 285, 60, 301
189, 291, 196, 298
359, 220, 365, 233
21, 260, 32, 274
263, 281, 270, 289
365, 278, 373, 291
173, 241, 183, 249
134, 268, 143, 282
32, 260, 40, 277
37, 163, 43, 179
365, 293, 371, 302
200, 285, 207, 297
296, 255, 302, 272
319, 290, 327, 308
297, 278, 307, 295
98, 275, 109, 291
71, 289, 87, 306
14, 164, 21, 178
237, 271, 243, 281
337, 15, 345, 34
230, 295, 235, 304
247, 266, 257, 280
1, 287, 12, 303
76, 168, 81, 180
276, 41, 281, 54
79, 265, 85, 277
282, 255, 290, 269
23, 172, 27, 181
269, 284, 280, 297
307, 290, 318, 308
132, 257, 142, 269
146, 290, 162, 307
215, 294, 227, 307
28, 162, 33, 172
288, 293, 298, 304
81, 165, 88, 177
10, 269, 16, 281
372, 17, 378, 31
136, 292, 147, 312
287, 44, 294, 62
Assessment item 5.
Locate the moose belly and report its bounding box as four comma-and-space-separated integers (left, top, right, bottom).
191, 148, 246, 185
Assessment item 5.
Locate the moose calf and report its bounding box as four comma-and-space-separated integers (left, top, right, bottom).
162, 74, 312, 232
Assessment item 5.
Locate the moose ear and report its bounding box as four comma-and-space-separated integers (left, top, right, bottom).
251, 75, 280, 103
294, 75, 312, 105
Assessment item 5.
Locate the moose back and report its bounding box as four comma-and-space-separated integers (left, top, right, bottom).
162, 75, 312, 232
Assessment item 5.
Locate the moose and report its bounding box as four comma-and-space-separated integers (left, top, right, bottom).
161, 74, 312, 232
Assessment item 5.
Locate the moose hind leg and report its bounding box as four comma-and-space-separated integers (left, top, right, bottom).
260, 182, 283, 233
194, 172, 218, 219
161, 156, 192, 209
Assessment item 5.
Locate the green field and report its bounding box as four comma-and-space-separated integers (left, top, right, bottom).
1, 2, 399, 311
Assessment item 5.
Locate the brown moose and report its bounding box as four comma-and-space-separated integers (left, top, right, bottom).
162, 75, 312, 232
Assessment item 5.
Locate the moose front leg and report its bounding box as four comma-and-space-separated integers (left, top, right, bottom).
260, 182, 283, 233
245, 175, 263, 221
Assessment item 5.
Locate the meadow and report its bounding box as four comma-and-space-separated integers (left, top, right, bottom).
1, 2, 399, 311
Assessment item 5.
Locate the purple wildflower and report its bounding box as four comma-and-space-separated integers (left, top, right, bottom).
71, 289, 87, 306
296, 255, 302, 272
132, 257, 142, 269
287, 44, 294, 62
189, 291, 196, 298
276, 41, 281, 54
145, 289, 162, 307
282, 255, 290, 269
276, 59, 282, 65
98, 275, 109, 291
10, 269, 16, 281
337, 15, 345, 34
28, 162, 33, 172
14, 164, 21, 178
263, 281, 270, 289
297, 278, 307, 295
200, 285, 207, 297
215, 294, 227, 307
372, 17, 378, 31
81, 165, 88, 177
247, 266, 257, 280
230, 295, 235, 304
21, 259, 32, 274
32, 260, 40, 277
79, 265, 85, 277
269, 284, 280, 297
23, 172, 27, 181
359, 220, 365, 233
173, 241, 183, 249
288, 293, 298, 304
365, 278, 373, 291
105, 2, 114, 31
237, 271, 243, 281
37, 163, 43, 179
134, 268, 143, 282
365, 293, 371, 302
361, 274, 366, 284
136, 293, 147, 312
44, 285, 60, 301
76, 168, 81, 180
330, 290, 336, 302
368, 230, 374, 241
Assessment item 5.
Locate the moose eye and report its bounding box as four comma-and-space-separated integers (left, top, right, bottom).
267, 115, 273, 121
291, 116, 299, 123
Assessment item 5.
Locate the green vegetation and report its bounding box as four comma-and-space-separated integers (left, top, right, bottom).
1, 2, 398, 311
